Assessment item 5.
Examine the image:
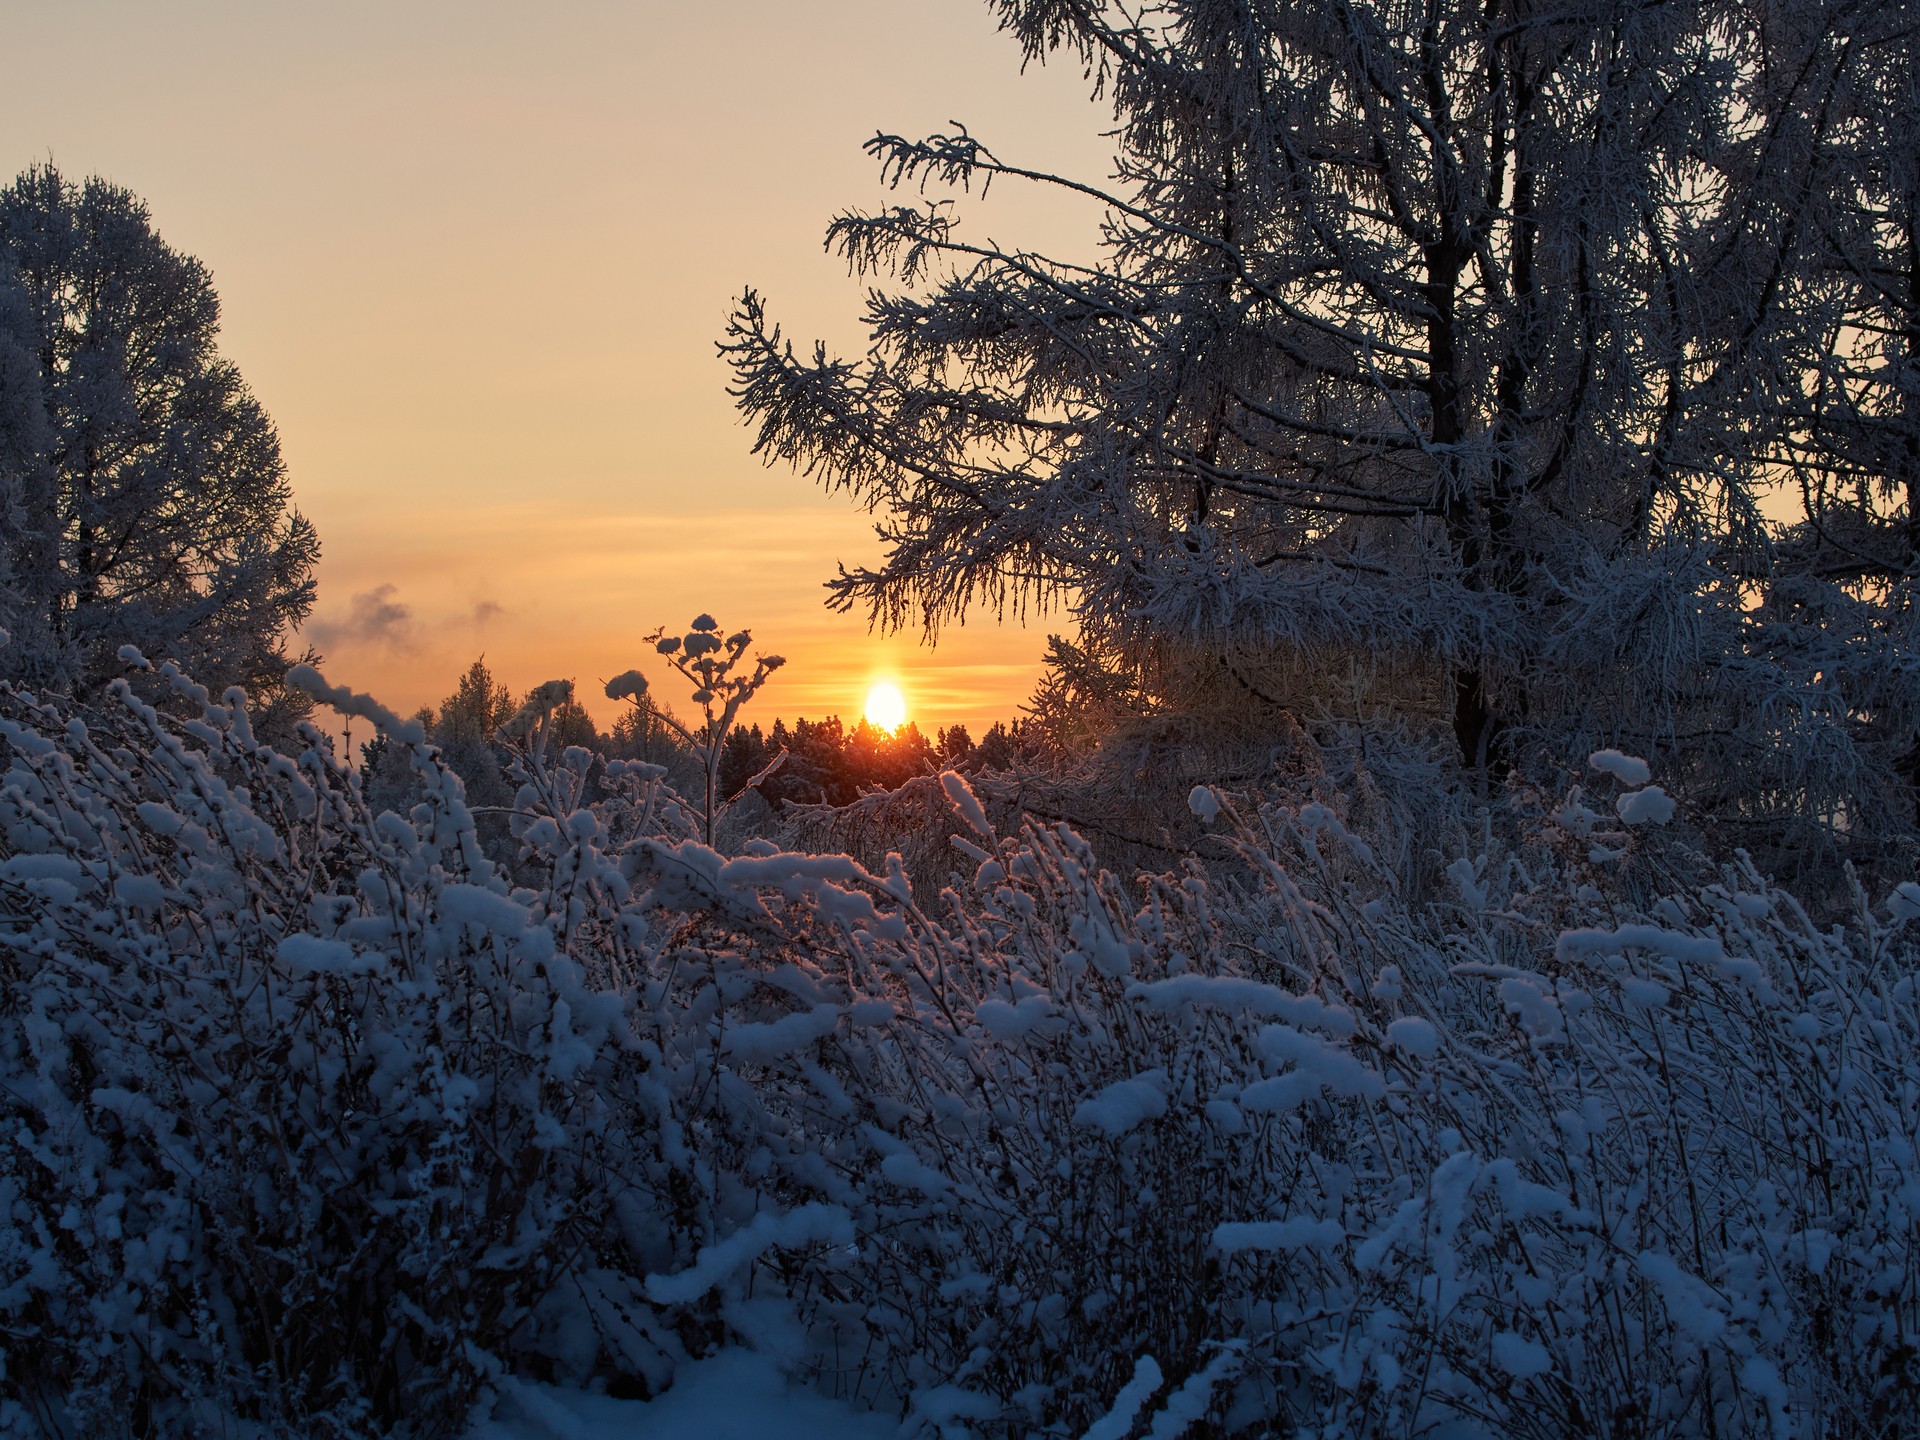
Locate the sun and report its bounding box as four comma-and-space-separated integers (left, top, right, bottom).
864, 680, 908, 731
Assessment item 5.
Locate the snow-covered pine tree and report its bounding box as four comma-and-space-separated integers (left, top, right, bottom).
725, 0, 1910, 852
428, 656, 520, 843
0, 165, 318, 709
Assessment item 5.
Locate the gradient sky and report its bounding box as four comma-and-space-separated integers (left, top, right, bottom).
1, 0, 1113, 734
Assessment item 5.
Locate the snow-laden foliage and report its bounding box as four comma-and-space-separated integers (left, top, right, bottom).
0, 166, 319, 718
2, 662, 1918, 1437
724, 0, 1919, 865
0, 661, 682, 1436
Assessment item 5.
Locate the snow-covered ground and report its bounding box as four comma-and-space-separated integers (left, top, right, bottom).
473, 1351, 897, 1440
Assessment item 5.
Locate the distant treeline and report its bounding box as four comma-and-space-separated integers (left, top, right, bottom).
359, 657, 1041, 820
719, 713, 1038, 809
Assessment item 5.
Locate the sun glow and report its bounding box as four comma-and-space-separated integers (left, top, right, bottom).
864, 680, 908, 731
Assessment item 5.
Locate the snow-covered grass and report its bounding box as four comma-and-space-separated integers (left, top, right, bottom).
473, 1350, 896, 1440
2, 661, 1918, 1437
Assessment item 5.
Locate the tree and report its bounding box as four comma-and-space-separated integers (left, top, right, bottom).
1769, 6, 1920, 817
0, 279, 44, 643
724, 0, 1905, 840
936, 723, 974, 763
360, 657, 521, 854
610, 686, 697, 774
1780, 4, 1920, 582
431, 657, 518, 808
971, 719, 1037, 772
0, 164, 318, 703
720, 721, 772, 801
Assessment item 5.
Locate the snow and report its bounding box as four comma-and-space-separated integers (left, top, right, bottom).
723, 1005, 844, 1063
1144, 1346, 1244, 1438
1588, 750, 1652, 786
605, 669, 648, 701
1556, 923, 1724, 968
1385, 1016, 1440, 1056
500, 679, 575, 738
940, 769, 995, 841
880, 1149, 954, 1197
1446, 857, 1486, 909
1081, 1355, 1163, 1440
472, 1350, 896, 1440
287, 662, 427, 744
1242, 1025, 1384, 1110
975, 993, 1052, 1039
1073, 1070, 1170, 1136
1615, 786, 1676, 825
276, 933, 379, 976
1126, 974, 1355, 1034
1891, 882, 1920, 922
1635, 1250, 1729, 1346
1490, 1331, 1552, 1380
643, 1205, 853, 1304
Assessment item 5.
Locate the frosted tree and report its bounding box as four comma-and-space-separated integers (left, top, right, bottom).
724, 0, 1896, 825
0, 277, 42, 640
431, 656, 520, 818
1765, 6, 1920, 819
0, 165, 318, 706
1782, 5, 1920, 578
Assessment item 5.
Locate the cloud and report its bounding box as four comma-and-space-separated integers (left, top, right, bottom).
471, 599, 505, 624
307, 583, 417, 651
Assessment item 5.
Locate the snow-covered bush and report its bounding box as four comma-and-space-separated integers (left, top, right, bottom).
1168, 786, 1920, 1438
0, 662, 695, 1435
654, 783, 1324, 1431
3, 658, 1918, 1438
677, 768, 1920, 1437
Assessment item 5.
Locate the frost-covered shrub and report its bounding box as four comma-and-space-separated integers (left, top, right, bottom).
638, 784, 1330, 1432
3, 657, 1918, 1438
0, 663, 699, 1436
626, 616, 786, 847
640, 771, 1920, 1437
586, 760, 1920, 1438
1167, 787, 1920, 1439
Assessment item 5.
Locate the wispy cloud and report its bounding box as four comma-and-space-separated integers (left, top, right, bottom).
307, 583, 417, 651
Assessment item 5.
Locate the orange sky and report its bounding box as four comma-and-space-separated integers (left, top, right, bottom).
1, 0, 1112, 735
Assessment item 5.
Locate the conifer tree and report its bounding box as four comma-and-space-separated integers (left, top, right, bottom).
726, 0, 1907, 844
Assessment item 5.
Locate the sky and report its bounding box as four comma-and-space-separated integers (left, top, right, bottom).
0, 0, 1114, 735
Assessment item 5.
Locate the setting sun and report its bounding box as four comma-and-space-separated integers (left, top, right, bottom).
864, 680, 907, 731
